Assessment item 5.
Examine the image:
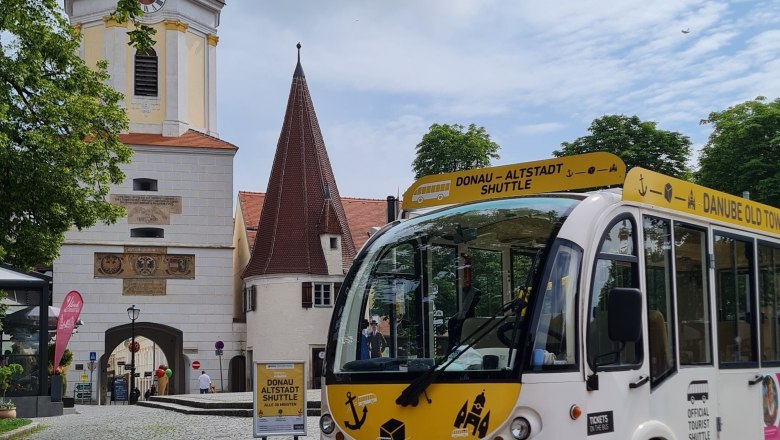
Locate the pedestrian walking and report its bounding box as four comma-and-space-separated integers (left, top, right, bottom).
198, 371, 211, 394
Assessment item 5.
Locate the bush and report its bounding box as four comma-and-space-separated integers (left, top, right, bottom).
0, 364, 24, 409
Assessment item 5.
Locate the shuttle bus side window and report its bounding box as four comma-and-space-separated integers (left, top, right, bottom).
714, 232, 757, 366
531, 241, 582, 369
643, 216, 676, 385
759, 242, 780, 362
673, 224, 713, 365
587, 216, 641, 370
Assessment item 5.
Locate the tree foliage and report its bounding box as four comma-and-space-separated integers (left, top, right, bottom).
0, 0, 132, 269
696, 96, 780, 206
110, 0, 158, 53
553, 115, 692, 179
412, 123, 500, 179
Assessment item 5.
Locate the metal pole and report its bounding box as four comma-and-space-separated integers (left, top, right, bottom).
130, 316, 136, 405
219, 353, 224, 392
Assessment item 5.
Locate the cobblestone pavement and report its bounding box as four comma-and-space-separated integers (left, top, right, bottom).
27, 404, 321, 440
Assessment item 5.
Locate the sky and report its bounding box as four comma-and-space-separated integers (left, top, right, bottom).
215, 0, 780, 201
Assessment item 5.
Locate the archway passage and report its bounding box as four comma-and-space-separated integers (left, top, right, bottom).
229, 355, 246, 392
101, 322, 184, 403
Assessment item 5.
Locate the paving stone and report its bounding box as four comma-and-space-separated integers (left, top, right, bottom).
31, 402, 321, 440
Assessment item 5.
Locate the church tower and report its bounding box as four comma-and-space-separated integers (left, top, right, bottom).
56, 0, 242, 399
65, 0, 221, 136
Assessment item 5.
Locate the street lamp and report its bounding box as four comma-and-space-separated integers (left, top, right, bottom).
127, 305, 140, 405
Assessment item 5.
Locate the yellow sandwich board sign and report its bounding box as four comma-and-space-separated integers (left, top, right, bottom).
253, 361, 307, 438
623, 167, 780, 236
402, 152, 626, 210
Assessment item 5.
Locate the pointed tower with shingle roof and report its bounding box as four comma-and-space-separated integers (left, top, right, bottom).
244, 44, 355, 278
241, 45, 357, 384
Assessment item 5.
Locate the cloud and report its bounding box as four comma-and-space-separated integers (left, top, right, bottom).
219, 1, 780, 198
515, 123, 566, 135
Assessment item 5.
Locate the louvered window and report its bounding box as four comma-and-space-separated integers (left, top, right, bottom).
134, 50, 158, 97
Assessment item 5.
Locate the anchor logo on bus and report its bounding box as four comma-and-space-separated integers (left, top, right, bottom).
344, 391, 371, 430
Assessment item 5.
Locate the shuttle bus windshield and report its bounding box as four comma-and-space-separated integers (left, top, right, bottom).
328, 196, 581, 379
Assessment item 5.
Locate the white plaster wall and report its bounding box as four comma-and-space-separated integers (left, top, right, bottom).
64, 147, 234, 246
245, 275, 336, 387
319, 234, 343, 275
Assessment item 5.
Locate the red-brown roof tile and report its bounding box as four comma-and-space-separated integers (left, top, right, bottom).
238, 191, 265, 253
243, 55, 355, 277
342, 198, 393, 251
120, 129, 238, 151
238, 192, 265, 229
239, 193, 391, 256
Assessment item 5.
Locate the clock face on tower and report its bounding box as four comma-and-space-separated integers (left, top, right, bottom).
139, 0, 166, 13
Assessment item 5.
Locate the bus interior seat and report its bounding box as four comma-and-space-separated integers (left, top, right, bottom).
647, 309, 669, 378
459, 317, 511, 368
717, 319, 752, 362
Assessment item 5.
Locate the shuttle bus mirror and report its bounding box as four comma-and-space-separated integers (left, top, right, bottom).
607, 288, 642, 343
588, 287, 642, 391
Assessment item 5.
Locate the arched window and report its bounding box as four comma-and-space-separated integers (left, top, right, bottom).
134, 49, 158, 97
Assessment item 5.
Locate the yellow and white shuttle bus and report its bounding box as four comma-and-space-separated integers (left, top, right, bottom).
318, 152, 780, 440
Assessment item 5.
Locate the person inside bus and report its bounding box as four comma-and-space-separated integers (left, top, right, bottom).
368, 320, 387, 358
359, 318, 370, 360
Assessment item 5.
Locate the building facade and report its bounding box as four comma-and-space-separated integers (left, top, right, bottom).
56, 1, 395, 398
56, 0, 241, 400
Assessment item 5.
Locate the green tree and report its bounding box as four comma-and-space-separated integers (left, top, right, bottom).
0, 0, 132, 269
696, 96, 780, 206
554, 115, 692, 179
412, 123, 500, 179
110, 0, 158, 53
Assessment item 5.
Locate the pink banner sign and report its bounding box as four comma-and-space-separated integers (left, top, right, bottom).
53, 290, 84, 372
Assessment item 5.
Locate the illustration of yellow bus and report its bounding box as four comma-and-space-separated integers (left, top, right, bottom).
412, 180, 451, 203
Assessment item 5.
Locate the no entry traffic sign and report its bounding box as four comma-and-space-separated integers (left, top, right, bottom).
192, 360, 200, 370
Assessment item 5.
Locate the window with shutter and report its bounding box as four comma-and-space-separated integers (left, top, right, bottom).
302, 282, 313, 308
134, 50, 158, 97
250, 285, 257, 311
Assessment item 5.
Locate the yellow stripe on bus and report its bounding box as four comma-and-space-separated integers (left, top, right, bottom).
623, 167, 780, 237
402, 152, 626, 210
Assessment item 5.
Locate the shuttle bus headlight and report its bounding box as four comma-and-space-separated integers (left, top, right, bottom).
319, 413, 335, 435
510, 417, 532, 439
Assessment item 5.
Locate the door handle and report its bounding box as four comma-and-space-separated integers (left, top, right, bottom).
749, 375, 763, 386
629, 375, 649, 389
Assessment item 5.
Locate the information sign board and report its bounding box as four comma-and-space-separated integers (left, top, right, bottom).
75, 382, 92, 399
253, 361, 306, 438
113, 377, 127, 402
